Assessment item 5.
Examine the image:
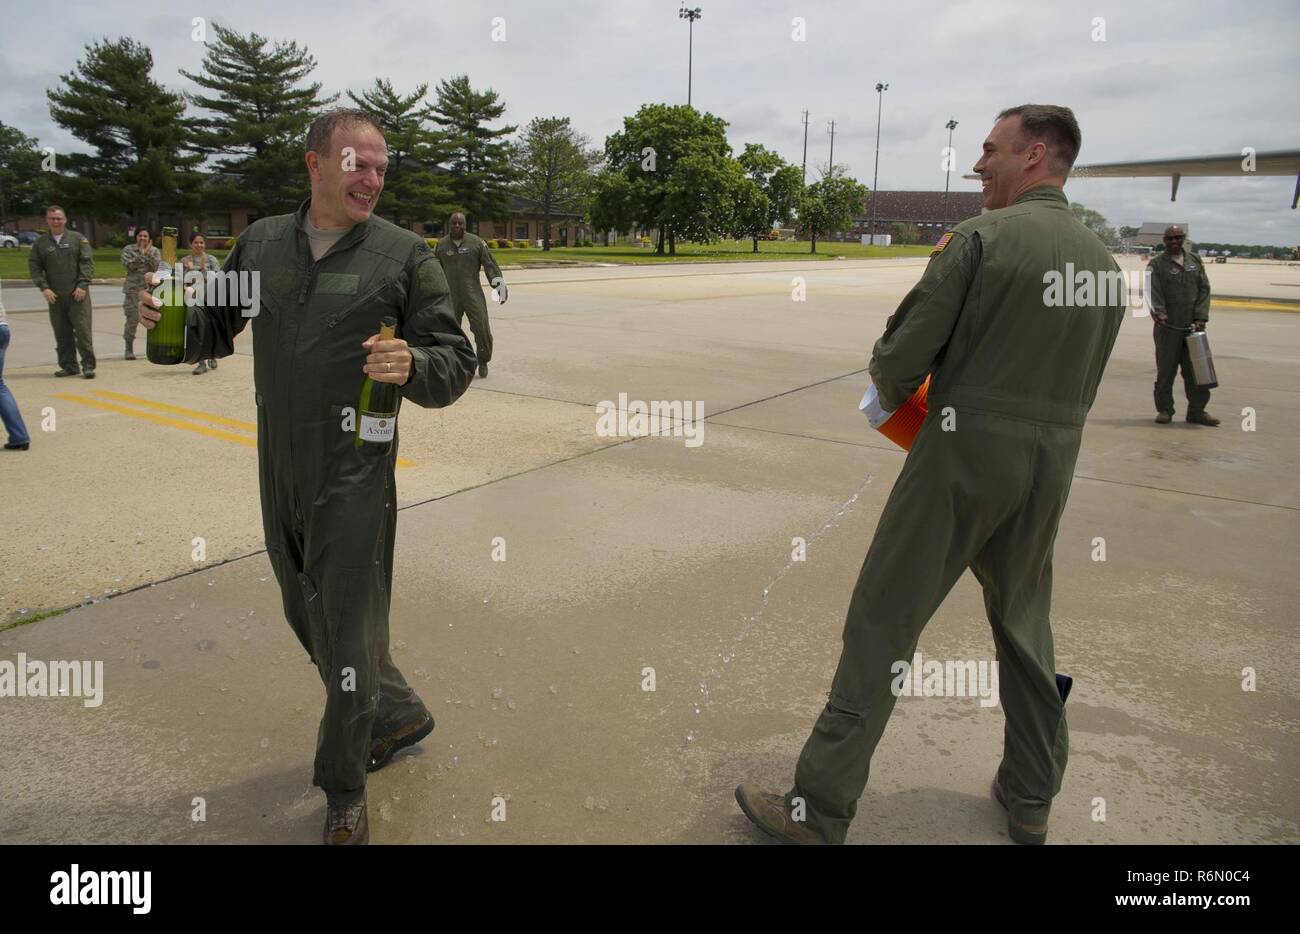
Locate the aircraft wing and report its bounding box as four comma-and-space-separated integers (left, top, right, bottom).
964, 149, 1300, 207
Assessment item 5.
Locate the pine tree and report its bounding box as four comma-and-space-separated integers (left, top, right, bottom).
347, 79, 456, 230
429, 75, 516, 231
0, 122, 52, 226
46, 38, 201, 226
181, 23, 337, 216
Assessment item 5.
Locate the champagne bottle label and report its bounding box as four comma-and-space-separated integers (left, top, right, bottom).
355, 315, 400, 447
358, 413, 396, 442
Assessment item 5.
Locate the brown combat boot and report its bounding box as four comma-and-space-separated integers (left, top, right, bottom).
992, 777, 1047, 845
1154, 412, 1172, 424
323, 792, 369, 845
1186, 412, 1220, 427
735, 783, 829, 845
367, 714, 434, 773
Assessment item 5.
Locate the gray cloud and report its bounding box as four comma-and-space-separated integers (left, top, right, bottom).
3, 0, 1295, 243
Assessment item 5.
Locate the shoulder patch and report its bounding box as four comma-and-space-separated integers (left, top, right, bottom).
930, 231, 954, 258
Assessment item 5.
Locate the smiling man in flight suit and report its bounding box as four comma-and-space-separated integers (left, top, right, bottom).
139, 109, 477, 844
735, 105, 1126, 845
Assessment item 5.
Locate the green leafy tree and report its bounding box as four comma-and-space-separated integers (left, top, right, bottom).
347, 79, 456, 229
1070, 201, 1118, 247
596, 103, 735, 255
46, 38, 201, 226
430, 75, 517, 231
0, 122, 52, 227
511, 116, 601, 251
889, 222, 921, 245
181, 23, 337, 216
735, 143, 802, 252
798, 174, 868, 253
588, 170, 635, 245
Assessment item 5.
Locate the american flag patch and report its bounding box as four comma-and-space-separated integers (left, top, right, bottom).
931, 232, 953, 257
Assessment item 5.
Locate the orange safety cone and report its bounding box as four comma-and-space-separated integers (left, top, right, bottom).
876, 376, 931, 450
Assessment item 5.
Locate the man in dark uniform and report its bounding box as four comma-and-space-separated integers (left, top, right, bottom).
434, 212, 506, 378
139, 110, 477, 844
1149, 225, 1218, 426
736, 105, 1125, 845
28, 205, 96, 378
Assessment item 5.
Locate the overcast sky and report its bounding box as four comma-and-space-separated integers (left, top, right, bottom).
3, 0, 1297, 244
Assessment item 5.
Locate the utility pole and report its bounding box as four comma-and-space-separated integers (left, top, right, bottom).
944, 118, 959, 221
800, 109, 809, 186
826, 120, 836, 179
679, 6, 702, 107
869, 82, 889, 245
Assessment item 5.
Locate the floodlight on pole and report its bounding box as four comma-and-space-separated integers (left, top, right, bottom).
944, 119, 959, 220
869, 82, 889, 244
679, 6, 703, 107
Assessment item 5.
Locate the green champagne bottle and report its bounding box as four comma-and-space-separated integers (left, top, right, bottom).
356, 316, 399, 448
146, 227, 186, 365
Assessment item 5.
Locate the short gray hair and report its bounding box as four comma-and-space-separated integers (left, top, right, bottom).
996, 104, 1082, 171
305, 109, 384, 157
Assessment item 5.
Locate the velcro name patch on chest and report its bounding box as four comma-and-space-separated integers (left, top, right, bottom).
315, 272, 361, 295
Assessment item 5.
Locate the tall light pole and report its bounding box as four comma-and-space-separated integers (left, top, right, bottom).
868, 82, 888, 244
943, 118, 959, 221
827, 120, 836, 178
679, 6, 702, 107
800, 109, 809, 186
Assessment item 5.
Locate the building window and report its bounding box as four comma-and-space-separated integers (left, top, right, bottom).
423, 221, 436, 235
205, 214, 232, 238
515, 223, 529, 240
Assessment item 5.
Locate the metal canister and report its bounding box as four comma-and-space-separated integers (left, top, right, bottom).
1185, 330, 1219, 389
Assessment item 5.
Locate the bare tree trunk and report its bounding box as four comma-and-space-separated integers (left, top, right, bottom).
668, 229, 675, 256
655, 228, 665, 254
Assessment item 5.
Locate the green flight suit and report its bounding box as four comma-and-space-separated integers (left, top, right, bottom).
434, 232, 502, 367
181, 200, 477, 802
121, 244, 162, 345
1148, 250, 1212, 417
790, 187, 1124, 843
29, 230, 96, 372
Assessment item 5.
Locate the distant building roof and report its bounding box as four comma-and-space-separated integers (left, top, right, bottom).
1134, 222, 1191, 246
853, 190, 984, 226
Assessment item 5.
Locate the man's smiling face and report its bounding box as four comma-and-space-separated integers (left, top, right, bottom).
972, 116, 1025, 211
308, 123, 388, 229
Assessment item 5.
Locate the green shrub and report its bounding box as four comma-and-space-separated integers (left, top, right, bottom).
514, 239, 528, 248
425, 237, 438, 248
105, 232, 130, 248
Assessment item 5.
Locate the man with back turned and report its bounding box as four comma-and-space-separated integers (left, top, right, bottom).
139, 109, 477, 844
735, 105, 1125, 845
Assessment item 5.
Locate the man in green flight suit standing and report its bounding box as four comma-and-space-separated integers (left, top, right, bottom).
28, 205, 96, 378
736, 105, 1125, 845
1148, 225, 1218, 426
434, 212, 506, 378
139, 110, 477, 845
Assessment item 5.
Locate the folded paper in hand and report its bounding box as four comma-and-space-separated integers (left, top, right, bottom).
858, 381, 895, 429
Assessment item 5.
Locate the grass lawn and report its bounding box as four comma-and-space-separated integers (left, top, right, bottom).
0, 247, 231, 281
491, 239, 933, 265
1, 239, 932, 279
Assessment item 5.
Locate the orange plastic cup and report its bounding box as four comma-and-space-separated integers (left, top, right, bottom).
877, 376, 931, 450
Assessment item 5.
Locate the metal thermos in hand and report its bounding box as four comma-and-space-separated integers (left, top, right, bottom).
1185, 330, 1219, 389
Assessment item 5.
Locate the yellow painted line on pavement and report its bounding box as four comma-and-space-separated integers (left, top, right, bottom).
1212, 298, 1300, 312
53, 391, 417, 467
91, 389, 257, 431
54, 393, 257, 447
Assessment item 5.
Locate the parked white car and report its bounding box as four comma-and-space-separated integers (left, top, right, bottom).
0, 233, 20, 248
